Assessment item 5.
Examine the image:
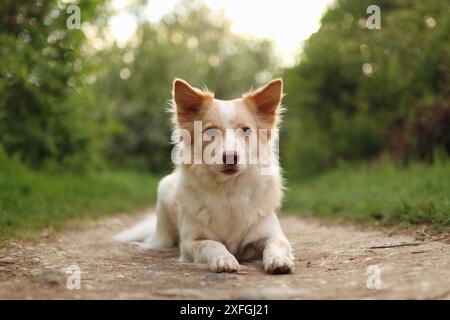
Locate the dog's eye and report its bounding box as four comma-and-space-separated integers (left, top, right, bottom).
242, 127, 251, 135
204, 127, 219, 136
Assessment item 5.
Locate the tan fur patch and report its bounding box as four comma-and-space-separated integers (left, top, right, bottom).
192, 241, 207, 254
172, 78, 214, 128
243, 79, 283, 126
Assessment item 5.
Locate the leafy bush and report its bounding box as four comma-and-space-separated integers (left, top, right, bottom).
0, 0, 115, 171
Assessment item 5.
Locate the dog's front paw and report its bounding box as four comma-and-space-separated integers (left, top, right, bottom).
209, 254, 240, 273
264, 255, 294, 274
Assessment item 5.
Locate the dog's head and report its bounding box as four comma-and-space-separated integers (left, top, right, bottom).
171, 78, 283, 178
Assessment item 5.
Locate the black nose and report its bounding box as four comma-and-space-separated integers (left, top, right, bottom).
223, 152, 239, 165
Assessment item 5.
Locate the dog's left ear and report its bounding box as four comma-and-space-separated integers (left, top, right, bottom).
244, 79, 283, 124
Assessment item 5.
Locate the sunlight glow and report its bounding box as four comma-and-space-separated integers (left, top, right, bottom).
109, 0, 334, 66
109, 12, 137, 48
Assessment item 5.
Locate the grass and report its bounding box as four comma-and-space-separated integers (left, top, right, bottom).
284, 160, 450, 230
0, 156, 159, 245
1, 153, 449, 246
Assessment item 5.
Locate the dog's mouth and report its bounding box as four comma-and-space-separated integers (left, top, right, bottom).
221, 166, 239, 175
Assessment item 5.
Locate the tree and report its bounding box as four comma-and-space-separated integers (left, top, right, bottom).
282, 0, 450, 178
0, 0, 114, 170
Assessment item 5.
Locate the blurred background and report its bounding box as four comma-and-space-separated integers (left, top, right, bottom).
0, 0, 449, 242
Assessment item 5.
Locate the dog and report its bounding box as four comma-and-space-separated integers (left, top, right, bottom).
115, 78, 294, 274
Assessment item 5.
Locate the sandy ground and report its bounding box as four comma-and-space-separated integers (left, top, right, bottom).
0, 209, 449, 299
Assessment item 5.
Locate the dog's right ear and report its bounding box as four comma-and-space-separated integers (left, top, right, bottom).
172, 79, 212, 119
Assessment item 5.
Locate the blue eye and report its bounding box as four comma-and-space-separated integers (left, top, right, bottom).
204, 127, 219, 136
242, 127, 251, 135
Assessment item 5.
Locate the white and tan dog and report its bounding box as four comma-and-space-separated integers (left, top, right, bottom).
115, 78, 294, 274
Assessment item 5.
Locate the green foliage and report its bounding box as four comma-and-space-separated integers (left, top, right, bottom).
284, 160, 450, 229
282, 0, 450, 178
99, 0, 278, 172
0, 0, 115, 171
0, 151, 158, 245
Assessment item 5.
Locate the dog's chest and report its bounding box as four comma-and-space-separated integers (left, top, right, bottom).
179, 170, 281, 252
198, 185, 266, 245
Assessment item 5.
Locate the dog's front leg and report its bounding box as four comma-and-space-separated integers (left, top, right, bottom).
181, 239, 240, 273
246, 213, 294, 274
263, 236, 294, 274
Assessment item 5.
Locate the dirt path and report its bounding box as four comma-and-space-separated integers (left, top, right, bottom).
0, 209, 449, 299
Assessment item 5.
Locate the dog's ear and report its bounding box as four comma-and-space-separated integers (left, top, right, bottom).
172, 79, 212, 119
244, 79, 283, 124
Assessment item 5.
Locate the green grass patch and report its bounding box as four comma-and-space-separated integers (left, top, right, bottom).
284, 161, 450, 230
0, 155, 159, 245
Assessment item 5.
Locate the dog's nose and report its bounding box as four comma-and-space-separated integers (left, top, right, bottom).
223, 151, 239, 165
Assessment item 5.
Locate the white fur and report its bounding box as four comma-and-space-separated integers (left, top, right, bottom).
113, 214, 156, 243
217, 100, 236, 128
115, 79, 294, 274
